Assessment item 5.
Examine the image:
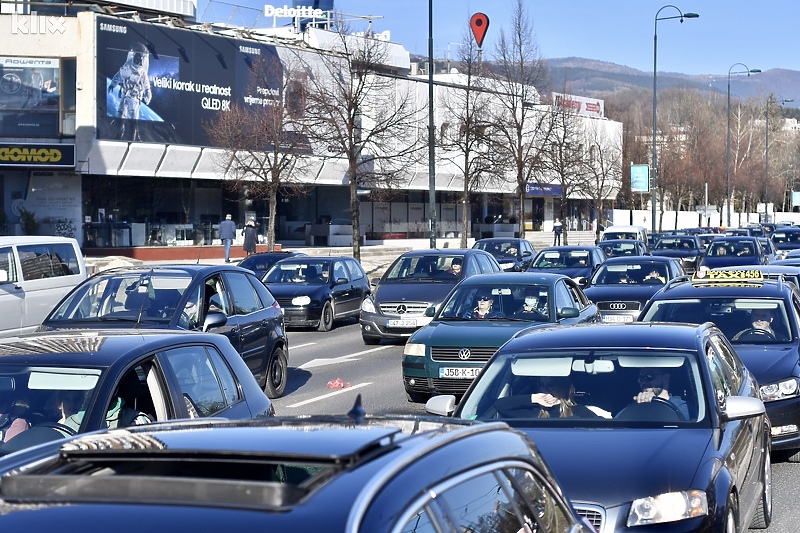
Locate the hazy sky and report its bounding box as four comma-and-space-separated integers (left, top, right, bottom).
202, 0, 800, 77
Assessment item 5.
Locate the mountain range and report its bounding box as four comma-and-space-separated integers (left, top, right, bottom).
544, 57, 800, 106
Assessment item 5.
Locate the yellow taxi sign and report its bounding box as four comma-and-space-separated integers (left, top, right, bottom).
692, 268, 764, 283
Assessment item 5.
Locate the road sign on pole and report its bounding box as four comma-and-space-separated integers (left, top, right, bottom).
630, 164, 650, 193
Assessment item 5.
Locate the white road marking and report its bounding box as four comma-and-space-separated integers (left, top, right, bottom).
291, 342, 316, 349
299, 345, 391, 369
286, 382, 373, 407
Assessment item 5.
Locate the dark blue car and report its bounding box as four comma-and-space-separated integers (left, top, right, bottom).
528, 245, 607, 286
700, 235, 767, 269
649, 234, 705, 273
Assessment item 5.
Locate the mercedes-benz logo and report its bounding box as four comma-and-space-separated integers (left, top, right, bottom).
396, 304, 407, 314
609, 303, 627, 310
457, 348, 471, 360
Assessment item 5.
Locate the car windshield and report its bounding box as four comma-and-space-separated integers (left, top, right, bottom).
641, 297, 791, 344
604, 231, 638, 240
533, 251, 589, 269
591, 263, 667, 285
655, 238, 696, 250
773, 231, 800, 245
47, 272, 192, 324
437, 283, 551, 322
264, 261, 331, 284
707, 241, 755, 257
458, 350, 706, 426
601, 242, 638, 256
382, 255, 463, 281
0, 365, 102, 441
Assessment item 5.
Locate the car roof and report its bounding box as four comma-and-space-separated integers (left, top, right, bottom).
504, 322, 708, 352
91, 264, 251, 276
0, 330, 222, 367
455, 272, 567, 285
600, 256, 677, 265
398, 248, 480, 257
538, 245, 600, 252
0, 236, 78, 245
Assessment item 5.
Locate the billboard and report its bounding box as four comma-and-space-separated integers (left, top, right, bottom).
630, 164, 650, 193
552, 92, 604, 118
0, 56, 61, 137
95, 16, 285, 147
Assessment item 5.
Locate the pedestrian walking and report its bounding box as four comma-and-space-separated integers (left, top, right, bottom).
243, 218, 258, 256
553, 218, 563, 246
219, 214, 236, 262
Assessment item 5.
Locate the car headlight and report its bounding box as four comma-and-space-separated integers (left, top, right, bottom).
292, 295, 311, 306
403, 342, 426, 357
627, 490, 708, 527
361, 297, 376, 313
760, 378, 800, 402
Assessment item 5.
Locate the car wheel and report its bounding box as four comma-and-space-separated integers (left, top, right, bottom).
317, 301, 334, 332
263, 347, 288, 399
362, 335, 380, 345
405, 390, 429, 403
723, 492, 738, 533
750, 442, 772, 529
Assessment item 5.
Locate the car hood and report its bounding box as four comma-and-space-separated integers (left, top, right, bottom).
409, 320, 551, 346
732, 343, 800, 383
264, 283, 326, 298
372, 281, 457, 305
701, 256, 762, 268
530, 267, 592, 279
520, 427, 711, 506
583, 285, 663, 304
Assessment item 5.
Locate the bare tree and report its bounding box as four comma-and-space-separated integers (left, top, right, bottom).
582, 121, 622, 243
437, 31, 496, 247
296, 23, 423, 260
206, 53, 312, 250
489, 0, 551, 239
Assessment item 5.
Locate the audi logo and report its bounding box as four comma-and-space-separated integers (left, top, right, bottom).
457, 348, 471, 360
395, 304, 407, 314
608, 303, 627, 310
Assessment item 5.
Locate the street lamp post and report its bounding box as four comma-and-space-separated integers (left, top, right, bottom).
652, 6, 698, 234
428, 0, 436, 248
726, 63, 760, 227
765, 95, 793, 223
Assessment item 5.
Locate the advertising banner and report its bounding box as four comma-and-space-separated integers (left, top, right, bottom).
95, 15, 284, 147
0, 143, 75, 167
526, 183, 563, 196
0, 56, 60, 137
552, 92, 604, 118
630, 164, 650, 193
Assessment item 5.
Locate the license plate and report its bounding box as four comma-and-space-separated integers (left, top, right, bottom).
602, 314, 633, 323
439, 367, 481, 379
387, 318, 417, 328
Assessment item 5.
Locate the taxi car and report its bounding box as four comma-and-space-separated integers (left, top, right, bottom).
0, 330, 274, 455
649, 234, 705, 274
402, 272, 599, 402
639, 269, 800, 460
0, 405, 593, 533
427, 322, 771, 532
360, 249, 502, 344
582, 256, 685, 323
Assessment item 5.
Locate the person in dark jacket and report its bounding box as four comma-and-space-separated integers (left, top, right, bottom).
219, 214, 237, 263
243, 218, 258, 256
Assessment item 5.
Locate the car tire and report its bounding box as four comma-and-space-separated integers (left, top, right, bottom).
362, 335, 380, 345
723, 492, 738, 533
263, 347, 288, 399
317, 301, 334, 332
750, 442, 772, 529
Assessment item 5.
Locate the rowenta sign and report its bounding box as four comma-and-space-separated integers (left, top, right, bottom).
552, 93, 605, 118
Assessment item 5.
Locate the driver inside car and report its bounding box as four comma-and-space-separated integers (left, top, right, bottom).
737, 309, 777, 339
633, 367, 689, 420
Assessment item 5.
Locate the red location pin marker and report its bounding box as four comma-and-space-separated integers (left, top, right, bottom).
470, 12, 490, 48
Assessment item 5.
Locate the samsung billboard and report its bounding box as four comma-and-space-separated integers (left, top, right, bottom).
95, 16, 285, 147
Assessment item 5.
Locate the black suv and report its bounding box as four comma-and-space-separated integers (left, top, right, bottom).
359, 249, 502, 344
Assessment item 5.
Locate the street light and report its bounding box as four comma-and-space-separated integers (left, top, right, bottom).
726, 63, 760, 227
652, 5, 698, 234
765, 94, 793, 223
428, 0, 436, 248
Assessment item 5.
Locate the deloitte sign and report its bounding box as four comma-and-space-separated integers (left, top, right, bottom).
263, 4, 325, 17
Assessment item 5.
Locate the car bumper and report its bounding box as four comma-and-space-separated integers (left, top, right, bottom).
573, 502, 714, 533
281, 305, 322, 327
765, 396, 800, 451
360, 311, 432, 340
402, 357, 483, 396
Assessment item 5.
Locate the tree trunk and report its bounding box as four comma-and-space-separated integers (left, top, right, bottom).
349, 161, 361, 262
268, 187, 278, 251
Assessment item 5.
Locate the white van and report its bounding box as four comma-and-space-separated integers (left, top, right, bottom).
600, 225, 649, 243
0, 236, 87, 336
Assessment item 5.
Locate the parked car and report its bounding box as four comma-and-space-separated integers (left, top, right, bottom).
237, 251, 306, 278
0, 329, 274, 455
639, 270, 800, 459
402, 272, 599, 402
700, 235, 767, 269
583, 256, 685, 323
597, 239, 648, 258
0, 406, 594, 533
472, 237, 535, 271
527, 245, 606, 286
262, 256, 370, 332
37, 264, 289, 398
648, 234, 705, 273
428, 322, 771, 532
359, 249, 502, 344
0, 236, 88, 337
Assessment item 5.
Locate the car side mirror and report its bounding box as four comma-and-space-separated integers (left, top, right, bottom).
335, 277, 349, 285
425, 395, 456, 416
425, 306, 436, 318
522, 250, 531, 257
557, 307, 580, 320
202, 310, 227, 332
721, 395, 765, 421
370, 277, 381, 286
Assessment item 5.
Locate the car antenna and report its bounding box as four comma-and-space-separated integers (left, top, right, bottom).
347, 394, 366, 425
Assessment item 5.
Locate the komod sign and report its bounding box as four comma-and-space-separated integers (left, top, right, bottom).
0, 144, 75, 167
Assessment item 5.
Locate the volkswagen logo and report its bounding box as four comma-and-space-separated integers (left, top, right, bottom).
457, 348, 471, 360
395, 304, 407, 314
609, 302, 627, 310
